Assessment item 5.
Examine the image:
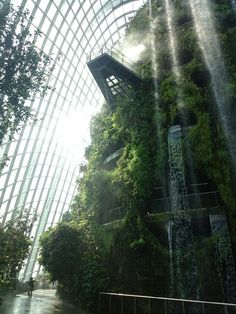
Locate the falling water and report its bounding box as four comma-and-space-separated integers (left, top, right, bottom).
164, 0, 179, 79
164, 0, 201, 205
148, 0, 159, 91
148, 0, 160, 114
168, 126, 188, 211
164, 0, 185, 109
230, 0, 236, 11
167, 221, 174, 295
210, 214, 236, 302
188, 0, 236, 172
148, 0, 167, 189
183, 128, 202, 209
168, 126, 199, 300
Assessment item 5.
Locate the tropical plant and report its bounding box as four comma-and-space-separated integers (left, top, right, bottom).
0, 211, 34, 303
0, 3, 53, 147
39, 217, 108, 312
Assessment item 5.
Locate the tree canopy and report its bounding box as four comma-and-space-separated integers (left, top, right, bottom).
0, 2, 53, 302
0, 3, 53, 148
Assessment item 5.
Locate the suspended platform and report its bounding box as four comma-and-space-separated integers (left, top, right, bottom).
87, 44, 144, 110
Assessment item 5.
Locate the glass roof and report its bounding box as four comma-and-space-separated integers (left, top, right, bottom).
0, 0, 145, 279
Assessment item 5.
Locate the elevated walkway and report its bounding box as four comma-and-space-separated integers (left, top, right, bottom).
87, 44, 144, 110
102, 191, 223, 225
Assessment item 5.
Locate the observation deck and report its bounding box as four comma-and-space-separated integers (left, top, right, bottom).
87, 44, 143, 110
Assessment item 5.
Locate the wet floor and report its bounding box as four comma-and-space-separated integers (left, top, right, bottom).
0, 289, 88, 314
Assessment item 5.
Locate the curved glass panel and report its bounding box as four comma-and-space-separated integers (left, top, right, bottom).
0, 0, 145, 280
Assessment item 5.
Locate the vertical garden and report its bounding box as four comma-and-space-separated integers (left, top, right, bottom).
40, 0, 236, 312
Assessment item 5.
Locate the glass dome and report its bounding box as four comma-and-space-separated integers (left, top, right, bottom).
0, 0, 145, 280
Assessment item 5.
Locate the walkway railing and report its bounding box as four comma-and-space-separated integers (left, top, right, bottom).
103, 148, 124, 165
103, 191, 222, 224
87, 43, 143, 78
103, 206, 124, 224
99, 292, 236, 314
150, 190, 221, 213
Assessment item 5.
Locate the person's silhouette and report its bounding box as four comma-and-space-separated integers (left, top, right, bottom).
27, 276, 35, 297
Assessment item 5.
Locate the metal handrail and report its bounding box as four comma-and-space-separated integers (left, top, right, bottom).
103, 148, 124, 164
87, 43, 143, 78
103, 191, 221, 224
153, 190, 219, 200
99, 292, 236, 314
110, 206, 122, 213
87, 43, 135, 65
100, 292, 236, 306
151, 190, 220, 213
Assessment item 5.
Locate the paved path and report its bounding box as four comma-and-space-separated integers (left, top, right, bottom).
0, 289, 87, 314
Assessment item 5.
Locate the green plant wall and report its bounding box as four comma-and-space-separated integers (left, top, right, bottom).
39, 0, 236, 311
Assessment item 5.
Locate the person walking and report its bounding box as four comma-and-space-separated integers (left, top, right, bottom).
27, 276, 35, 297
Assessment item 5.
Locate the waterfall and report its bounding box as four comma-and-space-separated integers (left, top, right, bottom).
148, 0, 166, 189
164, 0, 184, 109
168, 126, 199, 300
210, 214, 236, 302
230, 0, 236, 12
164, 0, 201, 207
148, 0, 236, 303
164, 0, 179, 76
167, 221, 174, 295
168, 124, 236, 302
168, 126, 188, 211
148, 0, 160, 115
148, 0, 158, 83
188, 0, 236, 173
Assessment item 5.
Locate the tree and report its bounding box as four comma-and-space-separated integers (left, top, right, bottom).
0, 211, 34, 303
0, 3, 53, 147
39, 218, 108, 312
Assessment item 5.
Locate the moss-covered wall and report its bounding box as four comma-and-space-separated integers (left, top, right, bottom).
130, 0, 236, 247
76, 0, 236, 301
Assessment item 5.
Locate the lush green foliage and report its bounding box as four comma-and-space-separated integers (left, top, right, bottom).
41, 0, 236, 310
39, 216, 108, 312
106, 211, 168, 295
40, 83, 168, 311
157, 1, 235, 203
0, 212, 33, 302
112, 88, 158, 207
0, 3, 52, 148
78, 87, 160, 218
